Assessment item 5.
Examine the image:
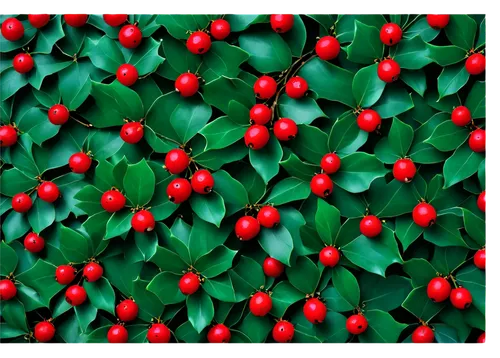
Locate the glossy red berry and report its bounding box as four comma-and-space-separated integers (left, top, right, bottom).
34, 321, 56, 343
65, 285, 87, 306
450, 287, 473, 309
83, 262, 103, 282
360, 215, 382, 238
64, 15, 88, 27
378, 59, 400, 83
257, 206, 280, 228
103, 14, 128, 27
235, 216, 261, 241
285, 77, 308, 99
37, 181, 60, 203
55, 265, 76, 285
303, 298, 327, 324
380, 23, 403, 46
165, 149, 190, 174
254, 76, 277, 99
0, 279, 17, 300
427, 277, 451, 302
191, 169, 214, 194
315, 36, 340, 60
346, 314, 368, 335
116, 64, 138, 87
131, 210, 155, 232
0, 125, 18, 147
1, 18, 24, 41
179, 272, 200, 295
320, 153, 341, 174
108, 325, 128, 343
167, 178, 192, 204
357, 109, 381, 132
451, 106, 471, 126
477, 332, 485, 343
245, 125, 270, 150
207, 324, 231, 343
120, 122, 144, 144
249, 104, 272, 125
186, 31, 211, 54
12, 53, 34, 73
147, 323, 171, 343
263, 257, 284, 277
319, 246, 340, 267
24, 232, 45, 253
48, 104, 70, 125
413, 202, 437, 227
175, 73, 199, 97
477, 191, 485, 212
28, 15, 50, 28
273, 320, 294, 343
465, 53, 485, 75
393, 158, 417, 183
412, 325, 434, 343
69, 152, 92, 173
270, 15, 294, 33
310, 173, 333, 198
274, 118, 298, 141
116, 299, 139, 322
210, 19, 230, 40
249, 292, 272, 317
101, 190, 126, 212
469, 128, 485, 152
119, 24, 142, 49
427, 15, 449, 29
474, 249, 485, 270
12, 193, 32, 213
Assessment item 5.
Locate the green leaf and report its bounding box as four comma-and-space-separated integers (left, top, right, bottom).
358, 310, 407, 343
127, 37, 164, 75
456, 264, 485, 315
391, 36, 432, 70
123, 159, 155, 206
404, 18, 440, 42
225, 15, 268, 32
2, 299, 28, 333
431, 246, 469, 274
27, 198, 55, 233
86, 35, 125, 73
403, 259, 438, 288
290, 124, 329, 164
168, 93, 212, 144
237, 313, 273, 343
83, 277, 116, 315
14, 107, 59, 146
34, 16, 65, 54
280, 152, 317, 181
352, 63, 386, 107
443, 143, 484, 188
437, 64, 470, 99
426, 44, 466, 67
265, 177, 310, 206
395, 216, 424, 251
104, 210, 133, 240
16, 260, 63, 306
0, 68, 29, 101
258, 225, 294, 266
359, 272, 412, 311
424, 121, 469, 152
445, 15, 477, 50
315, 198, 340, 245
189, 192, 226, 228
322, 286, 355, 312
331, 266, 360, 307
278, 95, 326, 125
423, 214, 467, 247
60, 225, 90, 263
230, 256, 266, 293
372, 86, 414, 118
147, 272, 185, 304
328, 113, 368, 156
332, 152, 388, 193
131, 278, 164, 321
195, 246, 237, 278
238, 31, 292, 73
465, 81, 485, 119
463, 208, 485, 246
269, 281, 305, 317
87, 129, 124, 159
346, 21, 384, 64
201, 42, 249, 82
400, 70, 427, 97
157, 15, 212, 40
433, 324, 460, 343
335, 15, 387, 43
388, 117, 414, 157
249, 135, 283, 183
286, 256, 320, 294
58, 60, 103, 111
187, 290, 214, 333
203, 273, 237, 302
402, 286, 445, 321
0, 241, 18, 275
212, 170, 249, 216
281, 15, 306, 57
200, 116, 248, 151
28, 54, 72, 90
203, 77, 255, 114
74, 302, 98, 332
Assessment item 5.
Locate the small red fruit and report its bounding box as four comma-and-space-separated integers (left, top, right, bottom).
0, 125, 18, 147
69, 152, 92, 173
254, 76, 277, 99
186, 31, 211, 54
131, 210, 155, 232
427, 277, 451, 302
319, 246, 340, 267
24, 233, 45, 253
249, 292, 272, 317
451, 106, 471, 126
273, 320, 294, 343
235, 216, 261, 241
263, 257, 284, 278
120, 122, 144, 144
357, 109, 381, 132
1, 18, 24, 41
303, 298, 327, 324
108, 325, 128, 343
469, 128, 485, 152
274, 118, 298, 141
413, 202, 437, 227
378, 59, 400, 83
103, 14, 128, 27
0, 279, 17, 300
65, 285, 87, 306
28, 15, 50, 29
83, 262, 103, 282
257, 206, 280, 228
116, 64, 138, 87
360, 215, 382, 238
167, 178, 192, 204
179, 272, 200, 295
412, 325, 434, 343
207, 324, 231, 343
175, 73, 199, 97
119, 24, 142, 49
270, 15, 294, 33
64, 15, 88, 28
465, 53, 485, 75
37, 181, 60, 203
210, 19, 230, 40
191, 169, 214, 194
245, 125, 270, 150
320, 153, 341, 174
11, 193, 32, 213
474, 249, 485, 270
477, 332, 485, 343
116, 299, 139, 322
147, 323, 171, 343
12, 53, 34, 74
393, 158, 417, 183
315, 36, 340, 60
285, 76, 308, 99
101, 190, 126, 212
477, 191, 485, 212
310, 173, 334, 198
450, 287, 473, 309
427, 15, 450, 29
48, 104, 70, 125
346, 314, 368, 335
249, 104, 272, 125
165, 149, 190, 174
380, 23, 403, 46
34, 321, 56, 343
55, 265, 76, 285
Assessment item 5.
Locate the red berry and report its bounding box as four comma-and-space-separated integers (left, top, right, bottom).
12, 53, 34, 74
235, 216, 260, 241
179, 272, 200, 295
116, 299, 139, 322
103, 14, 128, 27
477, 332, 485, 343
1, 18, 24, 41
191, 169, 214, 194
377, 59, 400, 83
11, 193, 32, 213
119, 24, 142, 49
69, 152, 92, 173
28, 15, 50, 29
101, 190, 126, 213
207, 324, 231, 343
245, 125, 270, 150
346, 314, 368, 335
320, 153, 341, 174
254, 76, 277, 99
37, 181, 60, 203
131, 210, 155, 232
465, 53, 485, 75
310, 173, 334, 198
249, 104, 272, 125
427, 277, 451, 302
83, 262, 103, 282
186, 31, 211, 54
108, 325, 128, 343
64, 15, 88, 28
412, 325, 434, 343
469, 128, 485, 152
272, 320, 294, 343
120, 122, 144, 144
450, 287, 473, 309
360, 215, 382, 238
210, 19, 230, 40
24, 232, 45, 253
167, 178, 192, 204
249, 292, 273, 317
65, 285, 87, 306
48, 104, 70, 125
270, 15, 294, 33
393, 158, 417, 183
285, 76, 308, 99
451, 106, 471, 126
474, 249, 485, 270
55, 265, 76, 285
319, 246, 340, 267
0, 125, 18, 147
175, 73, 199, 97
165, 149, 190, 174
34, 321, 56, 343
263, 257, 284, 278
357, 109, 381, 132
427, 15, 450, 29
477, 191, 485, 212
412, 202, 437, 227
315, 36, 340, 60
147, 323, 171, 343
274, 118, 298, 141
380, 23, 403, 46
116, 64, 138, 87
303, 298, 327, 324
0, 279, 17, 300
257, 206, 280, 228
